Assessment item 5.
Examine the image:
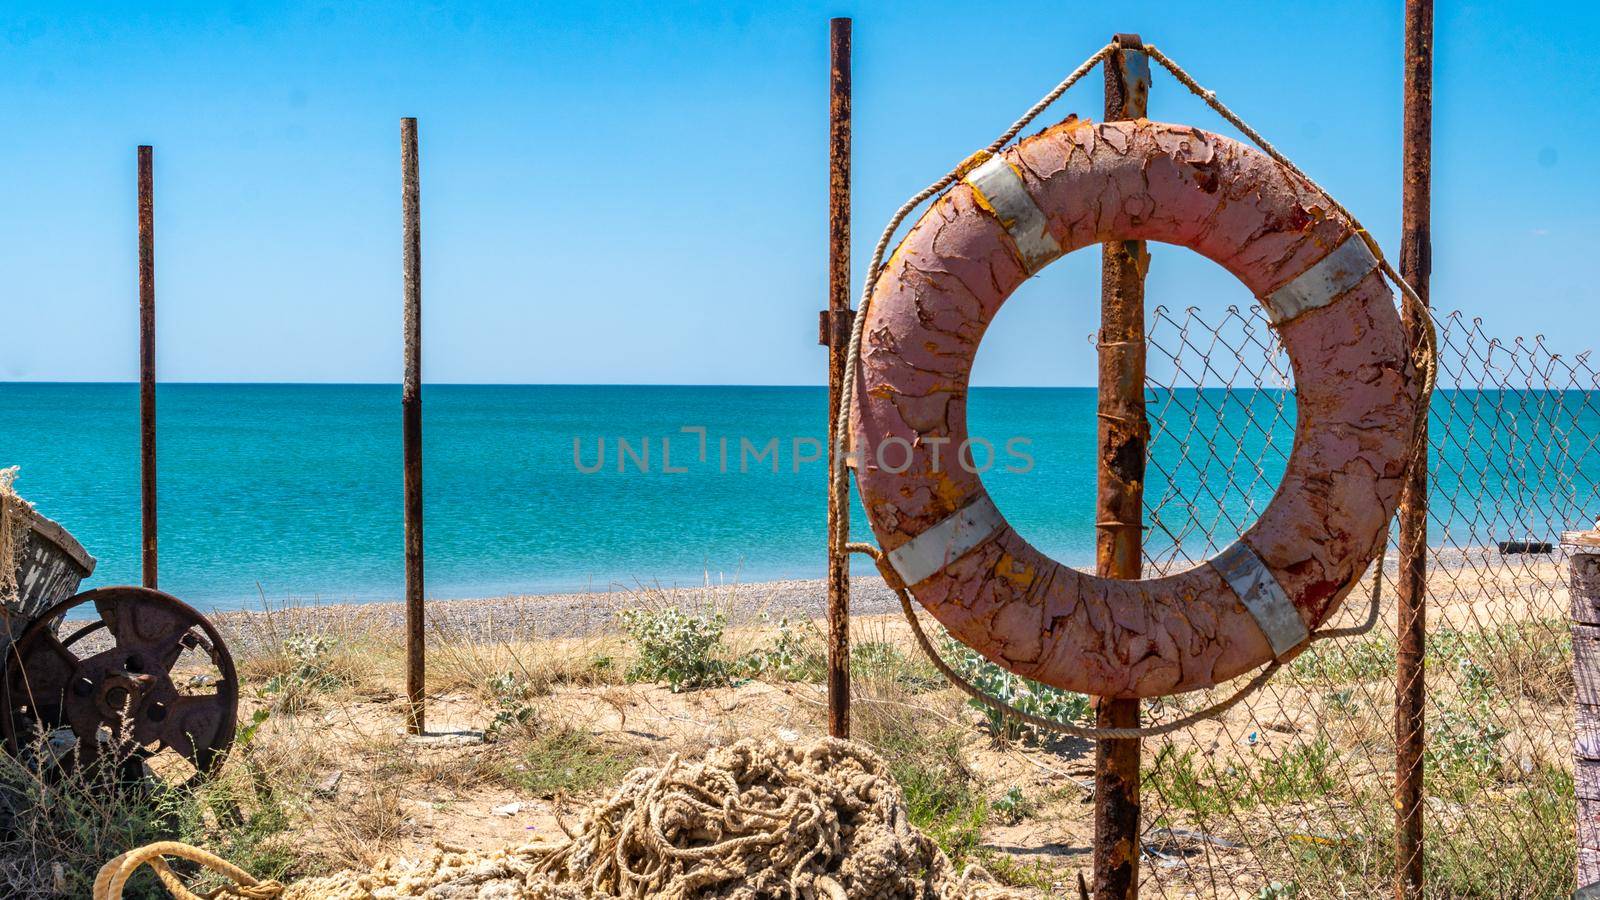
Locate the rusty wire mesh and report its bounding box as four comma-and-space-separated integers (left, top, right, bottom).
1121, 305, 1589, 899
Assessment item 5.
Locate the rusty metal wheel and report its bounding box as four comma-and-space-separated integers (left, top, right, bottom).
1, 586, 238, 783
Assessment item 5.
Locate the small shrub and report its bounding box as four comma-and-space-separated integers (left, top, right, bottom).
1324, 688, 1360, 716
485, 672, 543, 740
1288, 634, 1395, 685
1427, 706, 1509, 781
1146, 744, 1230, 817
258, 632, 357, 712
991, 786, 1035, 825
737, 616, 826, 683
618, 607, 731, 691
852, 641, 943, 693
1145, 740, 1339, 816
939, 635, 1090, 743
1455, 656, 1495, 700
1254, 739, 1338, 804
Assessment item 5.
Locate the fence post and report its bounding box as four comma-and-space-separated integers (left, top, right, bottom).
400, 117, 426, 736
138, 145, 158, 590
1395, 1, 1433, 896
821, 17, 853, 740
1568, 530, 1600, 887
1092, 32, 1150, 900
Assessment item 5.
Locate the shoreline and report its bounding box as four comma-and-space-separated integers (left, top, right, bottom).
193, 542, 1570, 650
205, 575, 905, 648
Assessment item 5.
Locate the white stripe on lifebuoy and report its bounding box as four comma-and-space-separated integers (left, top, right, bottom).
1210, 540, 1309, 658
963, 156, 1063, 273
887, 495, 1005, 588
1264, 235, 1380, 325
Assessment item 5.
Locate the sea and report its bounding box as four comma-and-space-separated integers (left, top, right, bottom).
2, 383, 1596, 611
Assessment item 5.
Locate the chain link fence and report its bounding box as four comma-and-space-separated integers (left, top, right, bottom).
1118, 305, 1590, 898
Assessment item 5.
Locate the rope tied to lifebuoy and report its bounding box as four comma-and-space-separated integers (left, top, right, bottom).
828, 41, 1437, 739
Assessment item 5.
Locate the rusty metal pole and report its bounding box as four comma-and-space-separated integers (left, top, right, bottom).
401, 118, 426, 735
1395, 2, 1432, 897
821, 17, 854, 739
138, 146, 158, 590
1092, 33, 1150, 900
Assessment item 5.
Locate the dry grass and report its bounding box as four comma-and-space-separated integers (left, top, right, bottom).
325, 782, 412, 868
0, 720, 298, 899
430, 631, 624, 703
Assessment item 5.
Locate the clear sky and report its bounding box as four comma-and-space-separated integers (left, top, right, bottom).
1, 1, 1595, 386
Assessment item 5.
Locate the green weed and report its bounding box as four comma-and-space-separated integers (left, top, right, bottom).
1145, 739, 1339, 817
991, 786, 1036, 826
1287, 634, 1396, 685
737, 616, 827, 683
938, 635, 1090, 743
505, 726, 640, 798
854, 696, 987, 865
484, 671, 543, 740
852, 641, 943, 693
256, 632, 361, 713
1267, 766, 1574, 899
977, 849, 1060, 892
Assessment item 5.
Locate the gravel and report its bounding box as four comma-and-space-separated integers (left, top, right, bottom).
202, 576, 903, 653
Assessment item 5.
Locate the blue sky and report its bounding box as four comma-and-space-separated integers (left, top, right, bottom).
1, 1, 1595, 386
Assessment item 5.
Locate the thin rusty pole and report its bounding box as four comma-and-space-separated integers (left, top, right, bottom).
401, 118, 426, 735
1395, 1, 1432, 896
138, 145, 158, 590
822, 16, 854, 740
1091, 33, 1149, 900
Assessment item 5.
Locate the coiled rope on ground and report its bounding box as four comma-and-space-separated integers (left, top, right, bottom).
95, 738, 1028, 900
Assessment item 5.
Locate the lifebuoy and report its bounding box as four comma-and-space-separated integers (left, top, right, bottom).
850, 117, 1420, 698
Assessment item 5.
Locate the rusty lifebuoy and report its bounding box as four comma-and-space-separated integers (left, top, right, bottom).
850, 117, 1421, 699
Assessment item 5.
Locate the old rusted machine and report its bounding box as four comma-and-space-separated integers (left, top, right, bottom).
2, 494, 238, 782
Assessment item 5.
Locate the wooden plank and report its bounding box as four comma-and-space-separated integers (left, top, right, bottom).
1575, 543, 1600, 889
1575, 626, 1600, 707
1573, 549, 1600, 625
1583, 849, 1600, 891
1578, 758, 1600, 802
1577, 705, 1600, 759
1581, 810, 1600, 859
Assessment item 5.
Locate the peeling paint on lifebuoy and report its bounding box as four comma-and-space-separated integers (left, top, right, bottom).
850, 117, 1421, 699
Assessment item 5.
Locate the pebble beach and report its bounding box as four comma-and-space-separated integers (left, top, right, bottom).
204, 575, 906, 652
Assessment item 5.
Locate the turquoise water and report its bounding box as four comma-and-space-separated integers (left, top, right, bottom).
1, 383, 1597, 610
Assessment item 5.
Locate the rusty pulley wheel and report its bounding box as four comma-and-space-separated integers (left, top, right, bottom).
1, 586, 238, 783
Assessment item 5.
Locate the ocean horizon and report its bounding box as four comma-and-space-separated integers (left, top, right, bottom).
3, 382, 1595, 611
